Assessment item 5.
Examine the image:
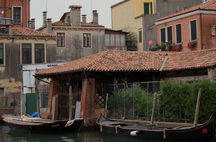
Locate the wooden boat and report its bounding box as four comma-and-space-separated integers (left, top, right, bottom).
96, 114, 215, 141
2, 114, 84, 132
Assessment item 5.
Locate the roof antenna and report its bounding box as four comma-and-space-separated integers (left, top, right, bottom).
45, 0, 48, 11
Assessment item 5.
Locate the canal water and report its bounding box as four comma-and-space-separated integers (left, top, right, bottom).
0, 123, 215, 142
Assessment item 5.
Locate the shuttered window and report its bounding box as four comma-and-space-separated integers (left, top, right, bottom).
13, 7, 21, 24
0, 44, 3, 64
35, 44, 44, 64
160, 28, 166, 43
22, 44, 32, 64
176, 24, 182, 43
167, 26, 172, 43
190, 20, 197, 41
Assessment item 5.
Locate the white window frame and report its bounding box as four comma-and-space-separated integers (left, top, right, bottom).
189, 19, 197, 41
12, 6, 22, 25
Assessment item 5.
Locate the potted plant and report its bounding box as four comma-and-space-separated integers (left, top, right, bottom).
188, 41, 197, 49
172, 43, 182, 52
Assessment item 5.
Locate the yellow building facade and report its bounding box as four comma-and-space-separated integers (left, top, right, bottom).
112, 0, 155, 51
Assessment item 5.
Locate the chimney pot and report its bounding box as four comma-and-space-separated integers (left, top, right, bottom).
92, 10, 98, 24
46, 18, 52, 33
31, 18, 35, 29
43, 11, 47, 26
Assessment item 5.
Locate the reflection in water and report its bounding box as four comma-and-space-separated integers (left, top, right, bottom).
0, 124, 215, 142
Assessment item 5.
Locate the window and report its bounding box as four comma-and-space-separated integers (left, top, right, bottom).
167, 26, 172, 43
176, 24, 182, 43
57, 33, 65, 47
0, 88, 4, 96
83, 33, 91, 48
120, 35, 125, 46
139, 30, 142, 43
144, 2, 153, 15
160, 28, 166, 43
40, 93, 48, 108
35, 44, 44, 64
22, 44, 32, 64
115, 35, 120, 46
190, 20, 197, 41
13, 7, 21, 24
105, 34, 125, 47
0, 44, 4, 64
105, 35, 110, 46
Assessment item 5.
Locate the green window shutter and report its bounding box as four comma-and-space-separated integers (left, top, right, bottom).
144, 3, 149, 15
150, 2, 153, 14
0, 44, 3, 59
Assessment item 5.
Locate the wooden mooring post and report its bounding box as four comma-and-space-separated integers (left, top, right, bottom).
194, 88, 202, 127
151, 92, 157, 125
69, 86, 73, 120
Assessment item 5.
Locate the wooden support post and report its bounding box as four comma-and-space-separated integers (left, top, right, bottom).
151, 92, 157, 125
194, 88, 202, 127
51, 96, 56, 120
69, 86, 73, 120
104, 93, 108, 117
37, 93, 41, 118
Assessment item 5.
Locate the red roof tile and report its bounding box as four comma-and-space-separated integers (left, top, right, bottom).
52, 20, 104, 28
158, 0, 216, 22
36, 49, 216, 77
12, 26, 55, 37
163, 49, 216, 71
52, 21, 70, 26
36, 50, 166, 76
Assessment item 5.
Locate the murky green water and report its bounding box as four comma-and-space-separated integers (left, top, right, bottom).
0, 123, 215, 142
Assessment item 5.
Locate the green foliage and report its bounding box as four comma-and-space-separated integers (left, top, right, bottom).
134, 84, 153, 118
108, 84, 153, 119
108, 87, 133, 118
159, 80, 216, 123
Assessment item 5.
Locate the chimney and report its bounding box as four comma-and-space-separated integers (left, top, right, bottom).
46, 18, 52, 33
43, 11, 47, 26
82, 15, 86, 23
31, 18, 35, 29
28, 20, 31, 28
92, 10, 98, 24
69, 5, 82, 26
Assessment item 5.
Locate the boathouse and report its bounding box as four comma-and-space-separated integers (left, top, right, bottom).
35, 49, 216, 126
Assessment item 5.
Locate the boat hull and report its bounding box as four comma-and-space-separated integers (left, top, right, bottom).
3, 115, 84, 133
97, 115, 215, 141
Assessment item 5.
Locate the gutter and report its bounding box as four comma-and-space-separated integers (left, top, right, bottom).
159, 54, 168, 71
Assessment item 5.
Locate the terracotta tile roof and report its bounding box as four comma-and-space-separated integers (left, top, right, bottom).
36, 50, 166, 76
36, 48, 216, 77
52, 21, 70, 26
12, 26, 55, 37
158, 0, 216, 21
162, 49, 216, 71
81, 22, 104, 28
52, 20, 104, 28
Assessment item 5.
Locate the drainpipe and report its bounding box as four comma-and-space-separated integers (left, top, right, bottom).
26, 0, 28, 27
200, 13, 203, 49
